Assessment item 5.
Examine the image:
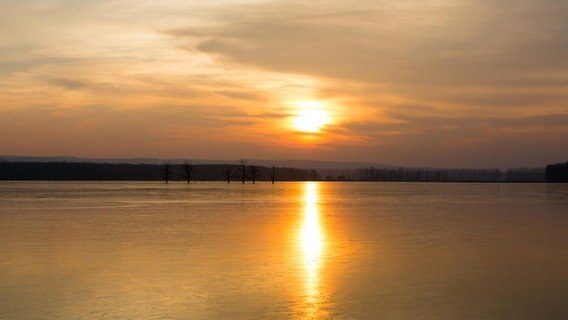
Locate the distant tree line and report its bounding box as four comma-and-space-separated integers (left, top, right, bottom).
0, 161, 319, 182
1, 160, 565, 183
545, 162, 568, 182
354, 167, 546, 182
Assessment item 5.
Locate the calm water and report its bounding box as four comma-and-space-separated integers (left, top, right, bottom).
0, 182, 567, 319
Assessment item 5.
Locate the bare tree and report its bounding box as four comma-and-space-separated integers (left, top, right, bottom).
224, 165, 233, 184
269, 165, 276, 184
238, 159, 248, 184
182, 160, 195, 184
249, 165, 259, 184
161, 163, 171, 184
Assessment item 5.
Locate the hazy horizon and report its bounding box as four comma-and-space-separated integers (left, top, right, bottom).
1, 0, 567, 168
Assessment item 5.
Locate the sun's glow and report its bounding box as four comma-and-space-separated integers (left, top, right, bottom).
292, 101, 331, 133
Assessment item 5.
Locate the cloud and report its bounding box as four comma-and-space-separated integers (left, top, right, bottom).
170, 0, 568, 89
47, 78, 88, 90
0, 45, 75, 75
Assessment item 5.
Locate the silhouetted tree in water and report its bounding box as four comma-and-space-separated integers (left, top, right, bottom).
224, 165, 233, 184
546, 162, 568, 182
269, 165, 276, 184
161, 163, 171, 184
238, 159, 248, 184
182, 160, 195, 184
249, 165, 259, 184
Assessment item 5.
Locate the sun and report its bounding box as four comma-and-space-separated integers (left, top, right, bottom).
294, 109, 328, 133
292, 101, 331, 133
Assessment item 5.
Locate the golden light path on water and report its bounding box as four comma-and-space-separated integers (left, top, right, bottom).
299, 182, 325, 317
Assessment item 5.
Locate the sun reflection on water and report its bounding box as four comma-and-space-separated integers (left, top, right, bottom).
299, 182, 325, 316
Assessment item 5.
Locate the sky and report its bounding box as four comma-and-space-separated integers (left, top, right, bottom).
0, 0, 567, 168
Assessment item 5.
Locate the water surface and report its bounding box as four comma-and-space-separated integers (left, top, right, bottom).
1, 182, 567, 319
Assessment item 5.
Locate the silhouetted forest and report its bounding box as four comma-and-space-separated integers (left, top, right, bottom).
0, 161, 564, 182
0, 162, 319, 182
353, 167, 545, 182
545, 162, 568, 182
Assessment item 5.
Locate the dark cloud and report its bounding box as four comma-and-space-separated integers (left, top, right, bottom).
0, 56, 72, 75
47, 78, 88, 90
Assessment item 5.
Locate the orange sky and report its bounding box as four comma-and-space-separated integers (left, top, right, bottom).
1, 0, 567, 167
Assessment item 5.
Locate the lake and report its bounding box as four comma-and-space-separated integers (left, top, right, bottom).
1, 182, 567, 319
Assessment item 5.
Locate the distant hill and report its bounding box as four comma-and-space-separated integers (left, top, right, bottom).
0, 155, 391, 170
